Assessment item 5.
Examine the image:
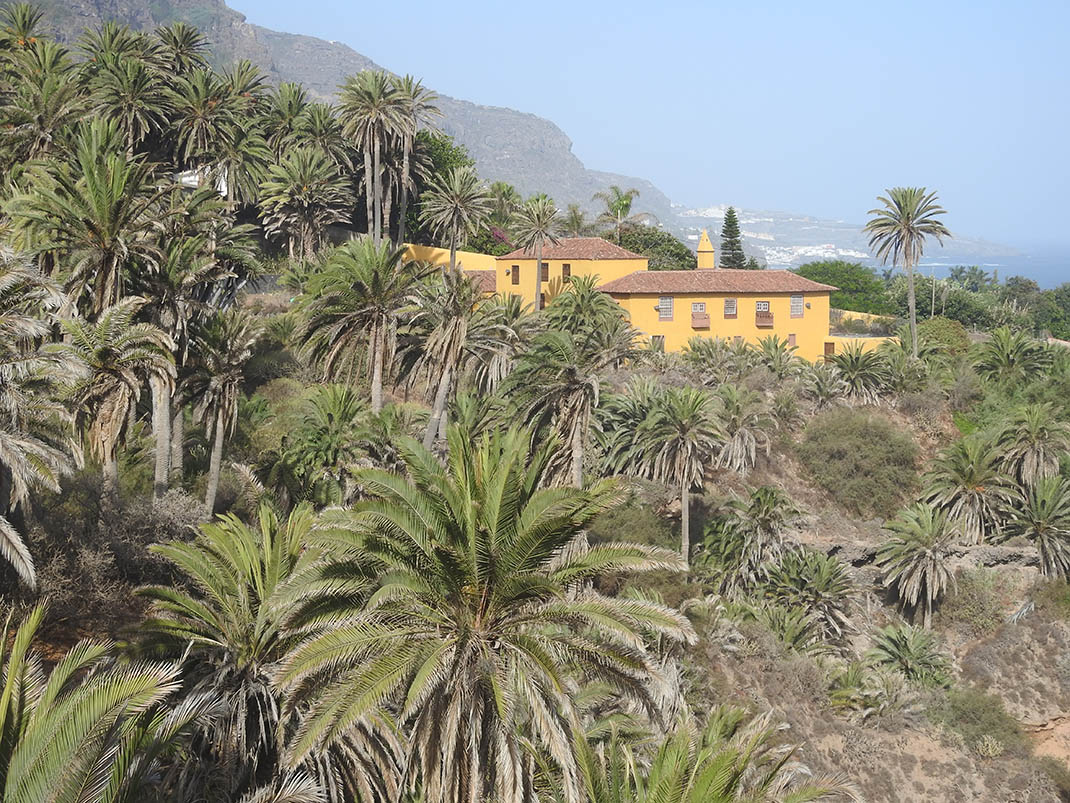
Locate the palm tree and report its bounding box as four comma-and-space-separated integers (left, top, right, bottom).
764, 549, 855, 642
714, 383, 772, 475
755, 334, 801, 380
216, 123, 272, 208
468, 293, 539, 394
0, 251, 75, 587
510, 323, 638, 487
996, 403, 1070, 487
805, 362, 848, 410
545, 275, 625, 342
262, 81, 310, 157
877, 503, 957, 628
90, 56, 172, 155
300, 237, 425, 412
0, 44, 86, 168
393, 74, 440, 246
559, 203, 593, 237
298, 102, 352, 171
185, 308, 262, 513
830, 342, 888, 405
868, 624, 950, 687
700, 486, 802, 593
864, 187, 951, 358
10, 121, 166, 316
139, 504, 401, 801
399, 268, 507, 448
260, 147, 353, 260
631, 387, 722, 564
569, 706, 855, 803
0, 605, 202, 803
973, 326, 1051, 386
277, 427, 693, 803
924, 434, 1012, 545
489, 180, 521, 231
999, 476, 1070, 579
152, 20, 209, 74
337, 70, 405, 245
170, 68, 239, 176
284, 385, 368, 506
591, 185, 656, 243
418, 164, 492, 273
514, 195, 560, 311
61, 298, 175, 503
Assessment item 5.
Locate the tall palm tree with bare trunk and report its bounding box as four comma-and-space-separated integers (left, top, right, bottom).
631, 387, 722, 565
0, 250, 77, 587
514, 195, 559, 311
392, 74, 439, 247
592, 185, 656, 243
864, 187, 950, 358
61, 298, 175, 505
300, 237, 426, 413
185, 308, 261, 513
338, 70, 405, 245
418, 165, 492, 273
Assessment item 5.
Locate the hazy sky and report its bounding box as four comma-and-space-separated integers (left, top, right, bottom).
229, 0, 1068, 252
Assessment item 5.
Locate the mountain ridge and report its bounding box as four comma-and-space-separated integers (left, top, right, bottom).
35, 0, 1020, 270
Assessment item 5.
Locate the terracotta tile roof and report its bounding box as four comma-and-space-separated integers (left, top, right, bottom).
497, 237, 645, 261
599, 269, 837, 295
464, 270, 496, 293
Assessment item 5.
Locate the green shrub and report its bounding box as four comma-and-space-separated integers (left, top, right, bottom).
1034, 580, 1070, 621
588, 497, 674, 549
930, 687, 1031, 759
935, 569, 1009, 637
918, 316, 971, 354
1036, 756, 1070, 801
796, 408, 919, 518
868, 624, 951, 687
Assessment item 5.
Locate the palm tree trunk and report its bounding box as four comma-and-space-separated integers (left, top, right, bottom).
397, 134, 412, 247
102, 440, 119, 505
906, 260, 919, 359
923, 599, 932, 630
571, 426, 583, 488
533, 239, 542, 311
383, 177, 394, 247
931, 266, 937, 319
680, 479, 690, 567
204, 410, 225, 514
372, 135, 383, 246
423, 363, 452, 450
170, 405, 184, 483
150, 376, 171, 501
370, 323, 384, 413
363, 148, 374, 238
449, 228, 457, 275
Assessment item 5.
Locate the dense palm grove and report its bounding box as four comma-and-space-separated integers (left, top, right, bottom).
4, 5, 1070, 801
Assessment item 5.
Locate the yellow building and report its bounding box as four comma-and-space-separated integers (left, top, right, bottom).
600, 268, 839, 362
404, 243, 498, 271
495, 237, 649, 307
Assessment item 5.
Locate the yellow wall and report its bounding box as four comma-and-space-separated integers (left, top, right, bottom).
827, 335, 895, 354
612, 291, 834, 362
495, 257, 648, 306
404, 244, 498, 271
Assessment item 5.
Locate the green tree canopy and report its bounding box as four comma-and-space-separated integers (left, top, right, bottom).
617, 226, 697, 271
796, 260, 894, 314
718, 206, 747, 269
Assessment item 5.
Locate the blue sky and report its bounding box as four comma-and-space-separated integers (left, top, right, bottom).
230, 0, 1068, 254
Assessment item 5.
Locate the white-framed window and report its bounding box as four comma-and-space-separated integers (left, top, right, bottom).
756, 301, 770, 312
651, 335, 666, 351
691, 302, 706, 313
658, 296, 674, 321
790, 295, 804, 317
723, 298, 737, 317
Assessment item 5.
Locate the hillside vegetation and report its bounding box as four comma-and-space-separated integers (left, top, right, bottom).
2, 6, 1070, 802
